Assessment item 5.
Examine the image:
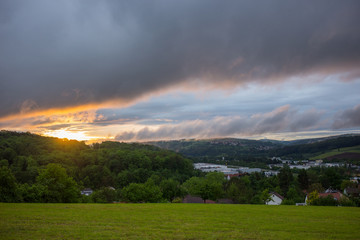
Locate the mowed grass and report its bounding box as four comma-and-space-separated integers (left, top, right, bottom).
1, 203, 359, 240
310, 145, 360, 160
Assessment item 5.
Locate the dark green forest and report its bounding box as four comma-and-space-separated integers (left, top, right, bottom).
0, 131, 194, 203
0, 131, 359, 206
148, 135, 360, 166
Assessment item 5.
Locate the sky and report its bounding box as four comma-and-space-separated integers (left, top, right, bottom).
0, 0, 360, 142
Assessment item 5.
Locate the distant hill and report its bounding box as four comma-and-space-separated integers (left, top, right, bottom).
147, 134, 360, 165
147, 138, 281, 158
269, 135, 360, 160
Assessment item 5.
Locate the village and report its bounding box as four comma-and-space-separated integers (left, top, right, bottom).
193, 159, 360, 206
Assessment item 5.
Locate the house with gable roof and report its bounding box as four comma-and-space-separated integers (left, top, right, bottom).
266, 192, 284, 205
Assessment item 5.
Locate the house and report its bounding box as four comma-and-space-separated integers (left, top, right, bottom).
305, 189, 343, 204
81, 188, 93, 196
239, 168, 261, 174
344, 186, 360, 197
224, 173, 241, 180
266, 192, 284, 205
264, 170, 279, 177
224, 172, 247, 180
318, 192, 343, 201
350, 177, 359, 183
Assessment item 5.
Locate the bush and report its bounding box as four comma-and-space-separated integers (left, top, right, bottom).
121, 179, 163, 203
81, 194, 93, 203
313, 195, 338, 206
18, 183, 42, 202
339, 197, 356, 207
172, 197, 182, 203
92, 187, 117, 203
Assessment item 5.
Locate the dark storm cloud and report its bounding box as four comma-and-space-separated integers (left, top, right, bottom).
333, 104, 360, 129
1, 0, 360, 117
115, 105, 323, 141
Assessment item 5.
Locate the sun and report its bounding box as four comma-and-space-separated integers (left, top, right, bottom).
43, 129, 97, 141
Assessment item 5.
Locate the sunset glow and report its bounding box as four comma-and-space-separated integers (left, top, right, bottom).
43, 129, 98, 142
0, 1, 359, 142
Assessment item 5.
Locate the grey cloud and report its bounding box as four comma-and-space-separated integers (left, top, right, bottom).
1, 0, 360, 117
333, 104, 360, 129
253, 106, 293, 134
38, 124, 73, 131
115, 106, 324, 141
290, 109, 324, 131
113, 131, 136, 141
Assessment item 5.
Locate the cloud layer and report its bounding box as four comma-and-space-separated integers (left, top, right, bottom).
115, 105, 325, 141
333, 104, 360, 129
1, 0, 360, 118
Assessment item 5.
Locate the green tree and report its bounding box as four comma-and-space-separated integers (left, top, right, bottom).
160, 178, 184, 202
278, 165, 293, 196
18, 183, 42, 203
121, 183, 147, 203
182, 176, 203, 196
182, 172, 224, 203
36, 164, 80, 203
306, 191, 319, 205
0, 159, 9, 168
320, 168, 342, 189
92, 187, 117, 203
297, 169, 309, 190
0, 166, 20, 202
226, 183, 241, 203
261, 189, 272, 204
225, 177, 252, 203
286, 185, 298, 201
144, 179, 163, 203
340, 180, 356, 191
121, 179, 162, 203
308, 183, 324, 193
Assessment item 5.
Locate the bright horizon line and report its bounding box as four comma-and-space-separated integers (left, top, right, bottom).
2, 129, 356, 145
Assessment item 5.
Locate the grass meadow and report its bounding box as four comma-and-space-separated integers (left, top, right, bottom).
310, 145, 360, 160
0, 203, 359, 239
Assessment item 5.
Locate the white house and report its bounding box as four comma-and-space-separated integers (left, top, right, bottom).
266, 192, 284, 205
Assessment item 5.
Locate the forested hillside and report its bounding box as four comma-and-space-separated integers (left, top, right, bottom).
148, 135, 360, 164
147, 138, 281, 167
1, 131, 359, 206
269, 135, 360, 160
0, 130, 195, 203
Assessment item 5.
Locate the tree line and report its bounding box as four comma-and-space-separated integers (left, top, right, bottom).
0, 131, 358, 206
0, 131, 194, 203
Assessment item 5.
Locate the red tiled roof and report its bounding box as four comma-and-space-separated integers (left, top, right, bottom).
319, 192, 342, 200
225, 173, 241, 178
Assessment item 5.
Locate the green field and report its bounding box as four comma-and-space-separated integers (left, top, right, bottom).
1, 203, 359, 239
310, 145, 360, 160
